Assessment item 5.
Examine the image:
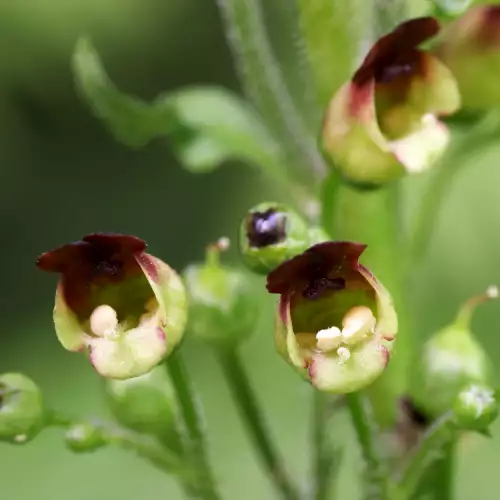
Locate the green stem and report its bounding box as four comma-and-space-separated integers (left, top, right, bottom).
216, 0, 325, 182
325, 183, 406, 427
345, 393, 388, 499
296, 0, 364, 108
311, 390, 333, 500
166, 352, 221, 500
217, 348, 301, 500
396, 412, 456, 499
47, 411, 190, 477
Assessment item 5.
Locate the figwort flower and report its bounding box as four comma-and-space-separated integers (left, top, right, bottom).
37, 233, 187, 379
239, 202, 309, 275
267, 242, 397, 393
434, 5, 500, 110
322, 17, 460, 186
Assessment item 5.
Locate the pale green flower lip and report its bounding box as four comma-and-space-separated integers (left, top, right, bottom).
37, 233, 187, 380
267, 241, 397, 394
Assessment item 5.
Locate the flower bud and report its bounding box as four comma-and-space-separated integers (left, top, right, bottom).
184, 238, 260, 346
106, 365, 178, 440
410, 286, 497, 419
0, 373, 45, 444
36, 233, 188, 380
453, 383, 498, 433
434, 6, 500, 110
267, 242, 397, 393
65, 422, 106, 453
239, 202, 309, 274
322, 17, 460, 186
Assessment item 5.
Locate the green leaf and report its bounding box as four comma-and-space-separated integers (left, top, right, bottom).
72, 37, 285, 174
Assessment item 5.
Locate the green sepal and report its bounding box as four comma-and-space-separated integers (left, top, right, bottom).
106, 366, 179, 444
184, 240, 260, 347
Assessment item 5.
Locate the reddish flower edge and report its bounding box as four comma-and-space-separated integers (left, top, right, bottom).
353, 17, 440, 86
266, 241, 367, 296
37, 233, 147, 273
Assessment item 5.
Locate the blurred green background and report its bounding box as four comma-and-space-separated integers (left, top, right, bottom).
1, 0, 500, 499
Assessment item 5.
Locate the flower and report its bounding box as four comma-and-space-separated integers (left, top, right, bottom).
239, 202, 309, 275
37, 233, 187, 379
410, 286, 497, 419
322, 17, 460, 186
267, 241, 397, 393
434, 5, 500, 110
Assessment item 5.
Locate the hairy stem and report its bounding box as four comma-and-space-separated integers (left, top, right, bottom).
396, 412, 456, 499
311, 390, 334, 500
325, 183, 406, 427
345, 393, 388, 499
166, 352, 221, 500
217, 348, 300, 500
48, 411, 190, 477
216, 0, 325, 181
296, 0, 363, 108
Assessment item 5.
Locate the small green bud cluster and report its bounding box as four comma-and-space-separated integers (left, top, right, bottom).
411, 286, 499, 434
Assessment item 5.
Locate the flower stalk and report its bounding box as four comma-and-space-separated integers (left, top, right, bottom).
345, 393, 390, 499
216, 347, 300, 500
166, 352, 221, 500
396, 412, 457, 499
310, 391, 335, 500
47, 410, 191, 477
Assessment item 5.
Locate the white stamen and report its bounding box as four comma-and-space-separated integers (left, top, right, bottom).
341, 306, 376, 344
336, 346, 351, 364
316, 326, 342, 352
90, 305, 119, 339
